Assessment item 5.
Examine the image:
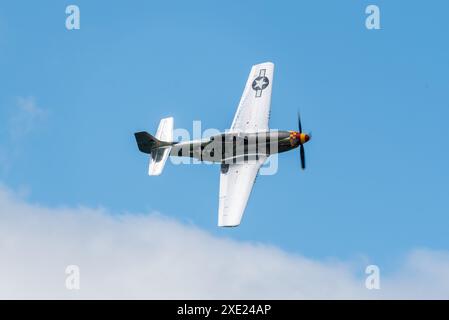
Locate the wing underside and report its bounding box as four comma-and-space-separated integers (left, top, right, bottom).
218, 62, 274, 227
218, 157, 266, 227
230, 62, 274, 132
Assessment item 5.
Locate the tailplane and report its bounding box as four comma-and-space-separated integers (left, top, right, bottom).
134, 117, 174, 176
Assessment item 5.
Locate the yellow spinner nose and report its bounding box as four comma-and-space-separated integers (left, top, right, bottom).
299, 133, 310, 144
290, 131, 311, 146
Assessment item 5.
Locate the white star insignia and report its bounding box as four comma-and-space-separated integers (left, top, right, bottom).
254, 78, 266, 90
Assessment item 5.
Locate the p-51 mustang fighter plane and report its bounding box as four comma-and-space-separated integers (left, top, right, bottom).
134, 62, 311, 227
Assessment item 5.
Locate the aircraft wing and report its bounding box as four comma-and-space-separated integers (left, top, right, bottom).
231, 62, 274, 132
218, 157, 267, 227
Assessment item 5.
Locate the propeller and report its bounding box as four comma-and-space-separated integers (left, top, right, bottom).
297, 112, 310, 170
297, 112, 303, 134
300, 144, 306, 170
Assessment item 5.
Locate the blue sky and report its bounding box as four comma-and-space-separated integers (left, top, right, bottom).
1, 0, 449, 276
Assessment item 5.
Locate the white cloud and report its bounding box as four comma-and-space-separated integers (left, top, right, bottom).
0, 184, 448, 299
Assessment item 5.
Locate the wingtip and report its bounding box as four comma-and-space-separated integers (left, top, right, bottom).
218, 217, 242, 227
218, 223, 240, 228
253, 61, 274, 68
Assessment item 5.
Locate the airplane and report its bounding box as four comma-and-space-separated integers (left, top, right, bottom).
134, 62, 311, 227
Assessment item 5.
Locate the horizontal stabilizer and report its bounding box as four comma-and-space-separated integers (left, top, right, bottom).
148, 117, 174, 176
149, 147, 171, 176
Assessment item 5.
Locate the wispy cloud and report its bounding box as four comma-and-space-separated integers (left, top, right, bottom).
0, 96, 46, 174
0, 184, 448, 299
8, 96, 46, 140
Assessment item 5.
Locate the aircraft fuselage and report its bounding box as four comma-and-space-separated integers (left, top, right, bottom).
169, 130, 302, 164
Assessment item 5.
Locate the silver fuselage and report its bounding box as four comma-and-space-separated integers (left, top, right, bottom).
169, 130, 298, 163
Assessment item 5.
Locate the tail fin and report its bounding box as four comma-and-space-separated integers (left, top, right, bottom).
154, 117, 173, 143
134, 131, 160, 154
134, 117, 174, 176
